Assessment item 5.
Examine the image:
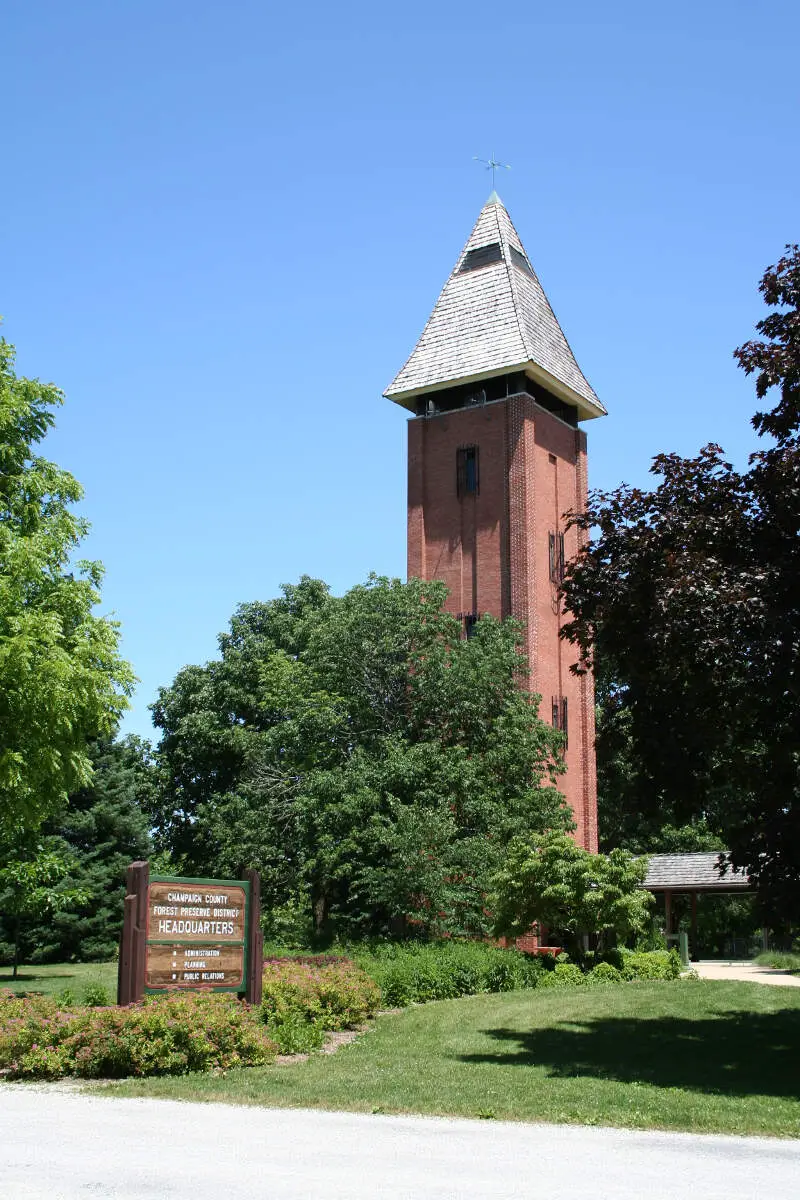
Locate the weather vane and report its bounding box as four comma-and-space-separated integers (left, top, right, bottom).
473, 153, 511, 189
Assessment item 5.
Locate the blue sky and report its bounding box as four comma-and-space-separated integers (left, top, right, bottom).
3, 1, 797, 738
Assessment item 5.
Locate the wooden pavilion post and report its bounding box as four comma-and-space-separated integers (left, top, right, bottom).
690, 891, 699, 961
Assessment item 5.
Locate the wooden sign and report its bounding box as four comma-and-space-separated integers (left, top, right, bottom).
145, 879, 249, 992
118, 863, 263, 1006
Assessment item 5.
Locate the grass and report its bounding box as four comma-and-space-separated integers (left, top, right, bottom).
755, 951, 800, 975
0, 961, 118, 1000
103, 979, 800, 1137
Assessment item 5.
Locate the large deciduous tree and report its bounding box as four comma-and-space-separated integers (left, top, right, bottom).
562, 246, 800, 924
149, 575, 569, 940
0, 338, 135, 840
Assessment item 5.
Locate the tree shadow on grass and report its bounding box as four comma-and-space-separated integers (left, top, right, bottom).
0, 972, 76, 985
459, 1009, 800, 1099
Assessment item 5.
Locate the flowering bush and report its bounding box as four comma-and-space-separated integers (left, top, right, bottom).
263, 954, 351, 968
261, 959, 380, 1051
0, 991, 75, 1075
0, 989, 277, 1080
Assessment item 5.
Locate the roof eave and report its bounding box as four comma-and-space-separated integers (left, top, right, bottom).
642, 880, 751, 892
384, 360, 606, 422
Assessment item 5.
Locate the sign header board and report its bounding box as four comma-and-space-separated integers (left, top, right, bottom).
117, 863, 263, 1007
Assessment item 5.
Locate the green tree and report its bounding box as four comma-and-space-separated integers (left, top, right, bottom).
491, 831, 652, 957
1, 737, 155, 965
562, 246, 800, 924
594, 663, 729, 855
150, 575, 569, 940
0, 338, 135, 840
0, 849, 88, 978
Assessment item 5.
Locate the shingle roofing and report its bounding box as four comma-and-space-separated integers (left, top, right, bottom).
384, 193, 605, 420
643, 853, 751, 892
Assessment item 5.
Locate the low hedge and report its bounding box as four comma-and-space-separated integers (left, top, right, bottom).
350, 942, 683, 1003
536, 949, 681, 989
0, 990, 277, 1080
351, 941, 550, 1006
754, 951, 800, 972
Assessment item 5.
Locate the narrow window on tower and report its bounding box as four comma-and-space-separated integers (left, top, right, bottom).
551, 696, 568, 748
463, 613, 478, 639
549, 531, 566, 583
456, 446, 479, 497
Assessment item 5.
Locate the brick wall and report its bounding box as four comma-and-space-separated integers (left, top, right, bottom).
407, 395, 598, 850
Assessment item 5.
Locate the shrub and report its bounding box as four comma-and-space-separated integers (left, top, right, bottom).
82, 982, 111, 1007
538, 961, 586, 989
269, 1011, 326, 1055
588, 961, 622, 985
0, 989, 276, 1080
754, 951, 800, 972
353, 941, 546, 1006
618, 949, 682, 981
483, 950, 547, 992
260, 959, 380, 1037
255, 942, 686, 1017
0, 990, 75, 1073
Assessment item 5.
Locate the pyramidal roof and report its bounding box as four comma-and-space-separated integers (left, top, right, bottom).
384, 194, 605, 421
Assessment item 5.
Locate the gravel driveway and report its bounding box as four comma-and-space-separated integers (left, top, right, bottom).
692, 961, 800, 987
1, 1088, 799, 1199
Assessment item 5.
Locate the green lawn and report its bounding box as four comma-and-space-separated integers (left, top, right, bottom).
105, 979, 800, 1137
0, 961, 118, 1000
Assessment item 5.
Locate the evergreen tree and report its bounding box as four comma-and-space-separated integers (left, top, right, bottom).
1, 737, 154, 964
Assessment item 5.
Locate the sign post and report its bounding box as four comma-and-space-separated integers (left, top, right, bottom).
117, 863, 262, 1006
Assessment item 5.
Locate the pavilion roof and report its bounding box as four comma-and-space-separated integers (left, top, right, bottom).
643, 852, 751, 893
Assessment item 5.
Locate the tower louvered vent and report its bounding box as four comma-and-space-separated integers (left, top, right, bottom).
459, 243, 502, 273
510, 245, 535, 278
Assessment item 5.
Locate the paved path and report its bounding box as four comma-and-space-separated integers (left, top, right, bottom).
692, 960, 800, 987
1, 1089, 799, 1199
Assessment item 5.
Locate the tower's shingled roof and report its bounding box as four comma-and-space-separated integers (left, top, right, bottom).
385, 194, 605, 421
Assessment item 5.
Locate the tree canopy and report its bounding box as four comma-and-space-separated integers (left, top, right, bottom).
149, 575, 570, 940
562, 246, 800, 924
0, 338, 135, 841
491, 831, 652, 957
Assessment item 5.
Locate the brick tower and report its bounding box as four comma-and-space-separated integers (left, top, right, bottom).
384, 192, 605, 851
